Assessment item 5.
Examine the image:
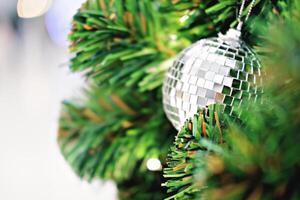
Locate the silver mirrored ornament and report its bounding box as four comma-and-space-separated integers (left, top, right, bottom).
163, 28, 262, 130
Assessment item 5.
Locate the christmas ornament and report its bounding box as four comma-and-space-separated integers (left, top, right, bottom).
163, 0, 262, 130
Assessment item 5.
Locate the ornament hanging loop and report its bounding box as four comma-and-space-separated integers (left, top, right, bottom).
236, 0, 256, 31
218, 0, 257, 47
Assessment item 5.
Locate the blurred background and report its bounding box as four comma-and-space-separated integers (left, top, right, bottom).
0, 0, 117, 199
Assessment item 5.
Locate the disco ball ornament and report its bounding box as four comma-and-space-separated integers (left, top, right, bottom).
163, 28, 262, 130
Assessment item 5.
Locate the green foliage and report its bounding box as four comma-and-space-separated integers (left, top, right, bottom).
58, 87, 173, 180
69, 0, 185, 92
163, 105, 228, 200
58, 86, 174, 198
58, 0, 295, 199
118, 171, 166, 200
161, 0, 287, 43
68, 0, 285, 90
60, 2, 179, 198
60, 1, 182, 199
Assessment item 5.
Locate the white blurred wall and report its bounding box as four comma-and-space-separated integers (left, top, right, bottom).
0, 1, 117, 199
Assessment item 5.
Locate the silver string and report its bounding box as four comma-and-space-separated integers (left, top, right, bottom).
245, 0, 256, 21
236, 0, 256, 30
237, 0, 246, 24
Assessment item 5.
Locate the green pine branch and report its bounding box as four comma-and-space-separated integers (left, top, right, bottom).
161, 0, 288, 43
163, 104, 228, 200
69, 0, 186, 92
58, 86, 175, 182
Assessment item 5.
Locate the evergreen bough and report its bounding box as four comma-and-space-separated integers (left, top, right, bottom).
163, 105, 228, 200
58, 87, 173, 199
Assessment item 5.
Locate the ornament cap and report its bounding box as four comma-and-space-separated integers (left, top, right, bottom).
237, 21, 243, 31
218, 27, 242, 48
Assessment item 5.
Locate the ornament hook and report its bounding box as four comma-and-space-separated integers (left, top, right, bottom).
218, 0, 257, 47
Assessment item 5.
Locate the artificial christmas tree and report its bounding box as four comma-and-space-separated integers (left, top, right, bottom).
57, 0, 298, 199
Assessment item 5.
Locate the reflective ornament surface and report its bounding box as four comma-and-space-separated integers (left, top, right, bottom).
163, 28, 262, 130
